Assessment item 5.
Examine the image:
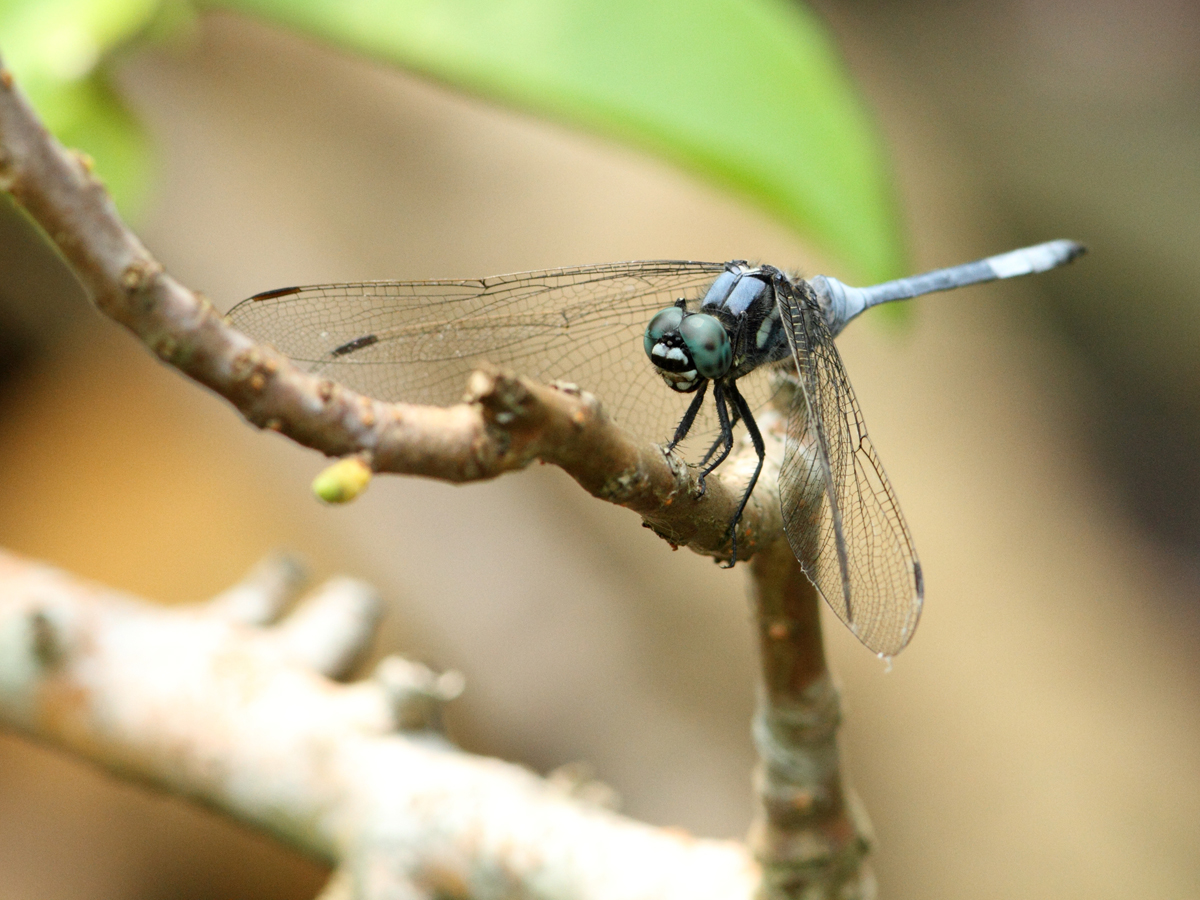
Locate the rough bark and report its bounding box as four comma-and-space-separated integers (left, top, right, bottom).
0, 54, 869, 899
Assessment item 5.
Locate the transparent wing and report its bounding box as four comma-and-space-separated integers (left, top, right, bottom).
777, 281, 924, 657
227, 261, 777, 454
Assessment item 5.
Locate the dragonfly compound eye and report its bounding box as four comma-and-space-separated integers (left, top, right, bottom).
679, 313, 732, 379
644, 306, 685, 359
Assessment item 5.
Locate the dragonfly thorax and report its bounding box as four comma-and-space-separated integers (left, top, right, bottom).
704, 265, 794, 376
643, 262, 792, 393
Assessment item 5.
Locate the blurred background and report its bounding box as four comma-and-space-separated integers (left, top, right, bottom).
1, 2, 1199, 899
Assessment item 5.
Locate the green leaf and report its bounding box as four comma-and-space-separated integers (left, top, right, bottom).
0, 0, 166, 216
205, 0, 905, 283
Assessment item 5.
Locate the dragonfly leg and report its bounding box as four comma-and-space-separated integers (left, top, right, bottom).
723, 381, 765, 568
697, 401, 743, 469
697, 381, 736, 498
665, 380, 708, 453
698, 431, 725, 470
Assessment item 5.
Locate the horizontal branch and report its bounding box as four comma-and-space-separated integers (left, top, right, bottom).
0, 57, 782, 563
0, 550, 759, 900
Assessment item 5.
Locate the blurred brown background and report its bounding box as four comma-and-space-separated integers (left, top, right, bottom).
1, 2, 1198, 898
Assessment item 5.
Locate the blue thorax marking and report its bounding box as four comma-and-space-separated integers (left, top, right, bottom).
687, 263, 793, 380
699, 263, 771, 318
717, 271, 770, 317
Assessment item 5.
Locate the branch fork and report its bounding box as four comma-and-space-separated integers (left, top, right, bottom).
0, 55, 872, 899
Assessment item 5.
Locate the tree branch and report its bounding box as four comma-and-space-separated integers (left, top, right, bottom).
0, 550, 759, 900
748, 541, 874, 898
0, 57, 777, 563
0, 55, 870, 899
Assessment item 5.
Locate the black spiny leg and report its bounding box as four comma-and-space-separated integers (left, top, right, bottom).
697, 400, 743, 469
724, 380, 766, 568
698, 430, 725, 471
666, 380, 708, 452
697, 381, 736, 497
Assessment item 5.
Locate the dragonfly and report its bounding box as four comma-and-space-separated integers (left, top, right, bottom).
229, 239, 1084, 656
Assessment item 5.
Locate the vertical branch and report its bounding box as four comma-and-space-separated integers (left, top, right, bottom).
747, 539, 874, 900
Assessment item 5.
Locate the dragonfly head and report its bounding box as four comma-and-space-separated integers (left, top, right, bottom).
644, 303, 732, 392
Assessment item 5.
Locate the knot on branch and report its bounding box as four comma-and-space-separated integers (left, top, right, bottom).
373, 655, 464, 732
546, 760, 621, 810
119, 258, 163, 295
229, 346, 281, 402
465, 367, 542, 459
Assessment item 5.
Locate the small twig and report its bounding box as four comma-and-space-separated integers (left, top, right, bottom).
0, 550, 759, 900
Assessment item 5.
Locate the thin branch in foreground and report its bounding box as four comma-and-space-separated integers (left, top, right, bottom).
0, 551, 759, 900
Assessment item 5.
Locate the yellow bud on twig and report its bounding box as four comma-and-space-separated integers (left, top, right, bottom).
312, 457, 372, 504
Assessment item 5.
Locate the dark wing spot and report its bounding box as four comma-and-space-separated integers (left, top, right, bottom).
330, 334, 380, 357
913, 560, 924, 599
251, 286, 302, 301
